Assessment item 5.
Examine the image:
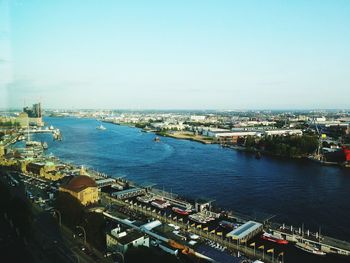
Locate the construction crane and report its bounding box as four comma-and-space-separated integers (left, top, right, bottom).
310, 117, 324, 161
167, 239, 196, 256
167, 239, 216, 261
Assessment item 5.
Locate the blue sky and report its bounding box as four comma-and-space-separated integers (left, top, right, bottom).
1, 0, 350, 109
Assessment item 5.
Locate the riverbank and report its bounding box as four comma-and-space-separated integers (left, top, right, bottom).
100, 119, 349, 167
3, 138, 350, 263
27, 117, 350, 243
156, 131, 214, 144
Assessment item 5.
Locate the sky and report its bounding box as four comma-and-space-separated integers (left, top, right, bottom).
0, 0, 349, 110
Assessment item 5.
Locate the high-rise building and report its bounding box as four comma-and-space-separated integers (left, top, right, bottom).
19, 102, 43, 127
23, 103, 42, 118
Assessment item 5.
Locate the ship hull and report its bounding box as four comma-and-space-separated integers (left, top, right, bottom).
172, 207, 189, 215
261, 233, 288, 245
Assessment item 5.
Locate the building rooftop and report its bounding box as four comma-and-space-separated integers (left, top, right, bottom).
117, 230, 145, 245
226, 221, 262, 240
60, 175, 97, 192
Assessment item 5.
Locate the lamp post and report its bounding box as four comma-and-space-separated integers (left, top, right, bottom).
53, 209, 61, 227
114, 252, 124, 263
72, 251, 80, 263
76, 225, 86, 245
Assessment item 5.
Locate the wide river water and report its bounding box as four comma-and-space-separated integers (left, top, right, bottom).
35, 117, 350, 245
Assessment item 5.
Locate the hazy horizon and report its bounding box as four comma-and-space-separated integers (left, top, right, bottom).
1, 0, 349, 109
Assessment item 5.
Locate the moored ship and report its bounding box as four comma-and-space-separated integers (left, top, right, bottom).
172, 207, 190, 215
261, 232, 288, 245
189, 214, 208, 224
136, 195, 154, 204
295, 242, 326, 256
151, 199, 170, 209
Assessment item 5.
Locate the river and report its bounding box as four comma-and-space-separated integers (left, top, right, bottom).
34, 117, 350, 247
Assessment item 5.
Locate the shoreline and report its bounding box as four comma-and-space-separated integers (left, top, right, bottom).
2, 121, 350, 256
155, 131, 214, 144
100, 119, 349, 168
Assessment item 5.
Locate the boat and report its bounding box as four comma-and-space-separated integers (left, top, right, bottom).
136, 195, 154, 204
26, 141, 42, 147
96, 124, 106, 130
172, 207, 190, 215
219, 220, 238, 230
151, 199, 169, 209
188, 214, 207, 224
18, 135, 26, 141
154, 136, 160, 142
42, 142, 48, 150
261, 232, 288, 245
295, 242, 326, 256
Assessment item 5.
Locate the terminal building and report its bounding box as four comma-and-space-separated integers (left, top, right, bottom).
25, 161, 63, 181
226, 221, 263, 242
59, 175, 99, 206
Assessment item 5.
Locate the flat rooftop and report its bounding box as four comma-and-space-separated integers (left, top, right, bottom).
117, 230, 145, 245
226, 221, 262, 239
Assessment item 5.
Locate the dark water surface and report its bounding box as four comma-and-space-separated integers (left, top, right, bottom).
36, 118, 350, 247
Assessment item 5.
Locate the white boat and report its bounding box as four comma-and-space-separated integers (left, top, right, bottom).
189, 214, 208, 224
26, 141, 42, 147
151, 199, 170, 209
137, 195, 154, 204
96, 124, 106, 130
295, 242, 326, 256
42, 142, 48, 150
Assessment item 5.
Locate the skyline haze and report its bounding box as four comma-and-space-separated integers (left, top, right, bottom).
0, 0, 349, 109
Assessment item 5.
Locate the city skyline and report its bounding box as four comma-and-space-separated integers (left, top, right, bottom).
1, 0, 350, 109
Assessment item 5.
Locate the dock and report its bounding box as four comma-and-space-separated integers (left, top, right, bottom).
271, 224, 350, 256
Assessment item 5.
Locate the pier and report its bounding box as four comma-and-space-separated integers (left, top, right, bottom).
101, 193, 276, 263
23, 127, 62, 140
271, 224, 350, 256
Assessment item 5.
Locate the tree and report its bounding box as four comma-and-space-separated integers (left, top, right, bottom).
245, 136, 256, 149
84, 212, 106, 251
54, 192, 84, 228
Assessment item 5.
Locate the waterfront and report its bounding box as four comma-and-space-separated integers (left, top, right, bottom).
35, 117, 350, 245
